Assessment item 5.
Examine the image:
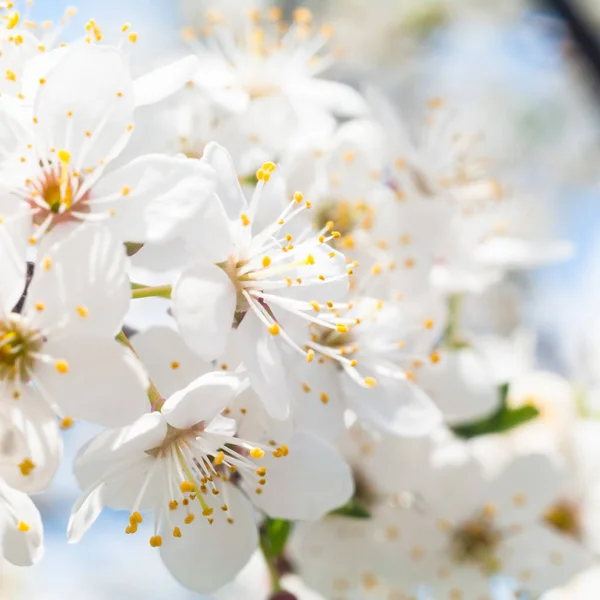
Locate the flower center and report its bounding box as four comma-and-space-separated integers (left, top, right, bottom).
0, 317, 42, 387
544, 500, 581, 540
314, 200, 370, 250
449, 513, 501, 572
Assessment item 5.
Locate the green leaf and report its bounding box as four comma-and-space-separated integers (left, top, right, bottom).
453, 383, 539, 439
330, 497, 371, 519
264, 518, 293, 557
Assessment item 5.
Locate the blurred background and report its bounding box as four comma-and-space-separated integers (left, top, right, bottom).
6, 0, 600, 597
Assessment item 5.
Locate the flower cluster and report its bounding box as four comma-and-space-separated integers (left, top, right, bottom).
0, 2, 593, 599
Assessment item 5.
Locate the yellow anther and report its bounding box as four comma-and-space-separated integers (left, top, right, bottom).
256, 488, 263, 494
424, 319, 434, 329
318, 235, 325, 243
122, 23, 131, 32
255, 467, 267, 477
336, 324, 349, 333
5, 69, 16, 81
60, 417, 74, 430
17, 521, 30, 532
350, 360, 358, 367
128, 32, 138, 43
185, 513, 196, 524
305, 201, 312, 208
221, 504, 229, 511
306, 349, 315, 363
363, 377, 377, 388
371, 263, 383, 276
76, 305, 88, 318
6, 11, 19, 29
250, 448, 265, 459
280, 444, 289, 456
320, 392, 329, 405
309, 301, 320, 312
130, 512, 143, 525
306, 254, 315, 265
201, 507, 213, 517
262, 256, 271, 268
172, 527, 182, 538
19, 458, 35, 476
58, 149, 71, 164
121, 185, 131, 196
179, 481, 195, 493
302, 382, 311, 393
263, 161, 276, 172
240, 213, 251, 227
331, 231, 341, 238
214, 451, 225, 465
149, 535, 162, 547
55, 360, 69, 374
169, 500, 178, 511
293, 191, 303, 203
430, 352, 440, 364
256, 168, 265, 181
35, 302, 45, 311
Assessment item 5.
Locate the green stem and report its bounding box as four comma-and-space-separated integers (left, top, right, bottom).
445, 293, 466, 349
259, 531, 283, 593
116, 330, 163, 408
130, 284, 172, 300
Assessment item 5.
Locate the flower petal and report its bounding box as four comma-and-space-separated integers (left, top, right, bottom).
172, 262, 236, 361
249, 432, 353, 520
34, 43, 134, 170
90, 154, 215, 244
35, 336, 149, 427
289, 79, 368, 117
0, 479, 43, 566
201, 142, 248, 218
238, 311, 291, 421
161, 371, 241, 430
26, 224, 129, 337
132, 327, 212, 398
160, 484, 258, 593
134, 55, 200, 107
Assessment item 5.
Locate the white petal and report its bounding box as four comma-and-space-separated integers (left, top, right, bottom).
0, 480, 43, 566
34, 43, 134, 170
289, 359, 346, 442
418, 347, 500, 426
0, 385, 62, 493
160, 485, 258, 593
238, 312, 291, 421
35, 336, 149, 426
172, 262, 236, 361
346, 375, 442, 438
201, 142, 248, 219
134, 55, 200, 107
249, 432, 353, 520
182, 194, 234, 264
288, 79, 368, 117
26, 224, 129, 336
67, 482, 106, 544
91, 155, 215, 244
162, 371, 241, 429
132, 327, 212, 398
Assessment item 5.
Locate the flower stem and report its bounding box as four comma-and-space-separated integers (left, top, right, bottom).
259, 532, 284, 593
130, 284, 172, 300
116, 329, 164, 408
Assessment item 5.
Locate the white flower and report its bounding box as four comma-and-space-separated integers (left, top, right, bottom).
278, 295, 444, 439
0, 478, 44, 567
0, 42, 214, 246
375, 452, 591, 598
172, 142, 352, 419
185, 7, 367, 117
0, 222, 148, 428
67, 370, 352, 593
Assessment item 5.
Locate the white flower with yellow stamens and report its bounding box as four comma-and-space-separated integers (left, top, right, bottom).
184, 6, 367, 117
278, 295, 444, 440
67, 371, 285, 594
0, 42, 215, 246
0, 477, 44, 568
0, 221, 148, 429
173, 142, 352, 420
